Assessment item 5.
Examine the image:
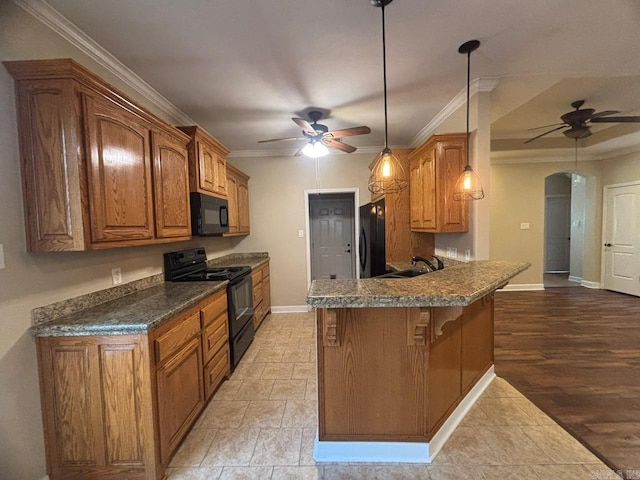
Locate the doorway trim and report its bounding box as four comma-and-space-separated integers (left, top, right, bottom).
304, 188, 360, 293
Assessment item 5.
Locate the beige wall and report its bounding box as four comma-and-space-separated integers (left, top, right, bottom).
0, 3, 244, 478
601, 150, 640, 186
489, 159, 602, 286
230, 153, 373, 307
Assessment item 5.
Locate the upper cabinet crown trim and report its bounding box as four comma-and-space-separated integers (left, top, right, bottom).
13, 0, 195, 126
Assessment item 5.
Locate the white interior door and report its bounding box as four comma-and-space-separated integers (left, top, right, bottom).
544, 195, 571, 272
603, 183, 640, 296
310, 197, 355, 280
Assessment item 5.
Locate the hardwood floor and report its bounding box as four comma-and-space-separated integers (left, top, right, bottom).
494, 287, 640, 479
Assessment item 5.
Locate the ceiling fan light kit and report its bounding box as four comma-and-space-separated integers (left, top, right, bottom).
368, 0, 408, 195
453, 39, 485, 201
301, 141, 329, 158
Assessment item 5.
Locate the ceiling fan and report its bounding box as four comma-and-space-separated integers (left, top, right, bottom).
258, 110, 371, 156
525, 100, 640, 144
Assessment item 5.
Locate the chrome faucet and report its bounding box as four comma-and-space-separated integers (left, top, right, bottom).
411, 256, 436, 272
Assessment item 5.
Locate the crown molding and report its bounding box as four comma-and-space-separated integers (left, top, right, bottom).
409, 77, 500, 148
13, 0, 195, 125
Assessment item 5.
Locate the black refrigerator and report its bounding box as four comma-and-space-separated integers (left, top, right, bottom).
359, 199, 386, 278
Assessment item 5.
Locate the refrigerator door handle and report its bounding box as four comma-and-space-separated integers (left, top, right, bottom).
359, 228, 367, 271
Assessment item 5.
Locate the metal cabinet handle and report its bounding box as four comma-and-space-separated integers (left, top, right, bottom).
604, 243, 612, 247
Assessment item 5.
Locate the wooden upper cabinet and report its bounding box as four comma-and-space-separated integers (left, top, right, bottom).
177, 126, 229, 199
3, 58, 192, 252
409, 133, 468, 233
224, 163, 250, 236
151, 130, 191, 238
83, 94, 155, 243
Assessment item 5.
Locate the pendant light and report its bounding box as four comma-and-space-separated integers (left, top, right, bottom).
368, 0, 408, 195
453, 40, 485, 201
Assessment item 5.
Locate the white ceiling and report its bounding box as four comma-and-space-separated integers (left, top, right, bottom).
41, 0, 640, 155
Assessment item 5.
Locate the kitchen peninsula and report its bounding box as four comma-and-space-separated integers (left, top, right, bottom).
306, 260, 529, 463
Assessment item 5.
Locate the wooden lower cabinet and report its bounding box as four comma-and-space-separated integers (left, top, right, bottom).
251, 261, 271, 331
317, 292, 495, 443
36, 289, 230, 480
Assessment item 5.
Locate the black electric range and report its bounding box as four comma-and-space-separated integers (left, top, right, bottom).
163, 248, 254, 369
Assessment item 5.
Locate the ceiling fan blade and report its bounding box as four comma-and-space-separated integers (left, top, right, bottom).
590, 116, 640, 123
292, 117, 317, 134
323, 138, 357, 153
524, 125, 567, 144
528, 122, 567, 131
258, 137, 305, 143
325, 126, 371, 138
591, 110, 620, 118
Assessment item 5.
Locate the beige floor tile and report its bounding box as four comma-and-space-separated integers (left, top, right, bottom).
580, 464, 624, 479
234, 379, 275, 401
272, 465, 324, 479
292, 362, 316, 379
479, 465, 540, 479
324, 465, 378, 479
195, 400, 249, 429
305, 379, 318, 400
510, 397, 557, 426
456, 404, 494, 427
169, 428, 217, 467
522, 425, 603, 464
282, 400, 318, 428
483, 377, 521, 398
299, 428, 319, 466
261, 362, 294, 379
282, 348, 313, 363
427, 465, 484, 480
270, 379, 308, 400
477, 396, 546, 426
373, 464, 432, 479
250, 427, 303, 466
218, 466, 274, 479
166, 466, 223, 479
200, 427, 260, 466
253, 348, 286, 363
241, 400, 286, 428
212, 379, 243, 401
232, 362, 266, 380
435, 426, 503, 465
479, 425, 553, 464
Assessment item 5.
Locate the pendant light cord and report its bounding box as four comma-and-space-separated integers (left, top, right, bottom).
381, 3, 389, 150
465, 49, 470, 168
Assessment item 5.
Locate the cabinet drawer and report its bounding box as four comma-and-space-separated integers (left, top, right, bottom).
201, 290, 227, 328
155, 312, 200, 365
202, 311, 228, 365
251, 268, 262, 286
253, 285, 263, 307
204, 343, 230, 400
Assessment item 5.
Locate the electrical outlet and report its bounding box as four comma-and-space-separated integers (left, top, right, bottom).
298, 230, 304, 238
0, 243, 5, 269
465, 249, 471, 261
451, 247, 458, 259
111, 268, 122, 285
520, 223, 530, 230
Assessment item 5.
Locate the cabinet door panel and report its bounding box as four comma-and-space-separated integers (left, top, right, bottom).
100, 344, 145, 465
156, 337, 204, 463
151, 131, 191, 238
215, 155, 227, 195
83, 95, 154, 243
198, 141, 217, 193
238, 179, 250, 233
226, 173, 239, 233
420, 150, 437, 230
409, 158, 422, 229
437, 141, 467, 232
461, 295, 494, 393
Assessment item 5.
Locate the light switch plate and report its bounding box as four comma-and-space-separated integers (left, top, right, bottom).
465, 249, 471, 261
298, 230, 304, 238
112, 268, 122, 285
0, 243, 5, 269
520, 223, 530, 230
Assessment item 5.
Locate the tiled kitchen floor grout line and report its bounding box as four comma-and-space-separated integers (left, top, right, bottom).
166, 312, 619, 480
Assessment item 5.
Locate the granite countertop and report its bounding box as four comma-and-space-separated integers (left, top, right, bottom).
31, 281, 227, 337
306, 260, 530, 308
207, 252, 270, 270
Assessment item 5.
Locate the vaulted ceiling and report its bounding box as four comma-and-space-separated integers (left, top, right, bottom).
36, 0, 640, 155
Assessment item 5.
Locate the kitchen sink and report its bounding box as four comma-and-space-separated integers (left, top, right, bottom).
374, 269, 428, 279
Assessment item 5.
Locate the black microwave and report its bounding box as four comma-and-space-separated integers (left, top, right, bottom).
190, 193, 229, 236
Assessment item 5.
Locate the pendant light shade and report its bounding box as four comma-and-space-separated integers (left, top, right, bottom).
452, 39, 485, 201
368, 0, 407, 195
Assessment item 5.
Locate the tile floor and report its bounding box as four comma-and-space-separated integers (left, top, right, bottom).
165, 312, 618, 480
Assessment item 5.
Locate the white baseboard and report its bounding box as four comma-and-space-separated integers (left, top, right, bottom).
270, 305, 311, 313
581, 280, 601, 289
500, 283, 545, 291
313, 366, 495, 463
568, 276, 582, 283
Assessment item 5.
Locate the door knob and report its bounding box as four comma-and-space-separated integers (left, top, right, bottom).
604, 243, 612, 247
345, 249, 351, 253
